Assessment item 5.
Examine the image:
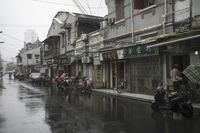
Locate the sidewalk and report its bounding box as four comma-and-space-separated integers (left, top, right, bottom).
92, 89, 200, 111
19, 82, 46, 95
18, 81, 200, 111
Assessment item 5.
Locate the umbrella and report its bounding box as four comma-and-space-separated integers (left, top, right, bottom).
182, 65, 200, 84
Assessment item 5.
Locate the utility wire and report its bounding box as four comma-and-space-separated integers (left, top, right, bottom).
72, 0, 88, 14
76, 0, 89, 14
0, 24, 49, 28
1, 33, 24, 43
85, 0, 92, 15
32, 0, 107, 9
98, 0, 103, 12
72, 0, 85, 14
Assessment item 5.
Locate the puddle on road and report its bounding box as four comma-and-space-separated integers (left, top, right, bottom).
1, 79, 200, 133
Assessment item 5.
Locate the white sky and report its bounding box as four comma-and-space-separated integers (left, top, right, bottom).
0, 0, 107, 61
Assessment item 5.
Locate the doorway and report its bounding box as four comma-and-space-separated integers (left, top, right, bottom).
172, 55, 190, 72
111, 61, 125, 89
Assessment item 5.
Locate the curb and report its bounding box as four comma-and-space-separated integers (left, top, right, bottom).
92, 89, 153, 103
92, 89, 200, 111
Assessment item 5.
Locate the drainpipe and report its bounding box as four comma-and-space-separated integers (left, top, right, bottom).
172, 0, 175, 32
189, 0, 192, 30
130, 0, 134, 44
163, 0, 167, 34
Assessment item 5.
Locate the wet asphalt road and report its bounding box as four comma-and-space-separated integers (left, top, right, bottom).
1, 75, 200, 133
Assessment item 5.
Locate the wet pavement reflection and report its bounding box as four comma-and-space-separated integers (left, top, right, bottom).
1, 76, 200, 133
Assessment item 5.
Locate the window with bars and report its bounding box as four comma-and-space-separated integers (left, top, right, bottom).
27, 54, 32, 59
35, 54, 40, 59
67, 28, 71, 45
61, 33, 66, 48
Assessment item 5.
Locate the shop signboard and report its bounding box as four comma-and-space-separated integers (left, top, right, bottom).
192, 15, 200, 28
93, 53, 101, 65
102, 51, 118, 61
46, 59, 53, 65
123, 44, 158, 58
117, 49, 124, 59
60, 57, 71, 65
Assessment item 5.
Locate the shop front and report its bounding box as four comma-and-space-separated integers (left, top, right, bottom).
123, 43, 160, 95
147, 33, 200, 91
60, 56, 73, 76
102, 50, 126, 89
92, 52, 104, 88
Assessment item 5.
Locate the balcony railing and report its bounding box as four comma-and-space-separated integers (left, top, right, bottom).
44, 48, 59, 59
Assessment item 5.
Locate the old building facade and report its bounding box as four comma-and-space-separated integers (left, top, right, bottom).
96, 0, 200, 95
16, 39, 42, 76
43, 12, 103, 79
33, 0, 200, 95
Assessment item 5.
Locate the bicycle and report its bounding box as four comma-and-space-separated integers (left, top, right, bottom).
117, 80, 127, 93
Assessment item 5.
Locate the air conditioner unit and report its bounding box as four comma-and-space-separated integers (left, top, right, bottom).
109, 18, 115, 25
81, 34, 88, 41
71, 40, 76, 46
100, 20, 107, 28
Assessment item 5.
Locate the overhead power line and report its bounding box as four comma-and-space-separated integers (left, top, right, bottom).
1, 33, 24, 43
75, 0, 89, 14
85, 0, 92, 15
98, 0, 103, 12
32, 0, 107, 9
72, 0, 88, 14
0, 24, 49, 28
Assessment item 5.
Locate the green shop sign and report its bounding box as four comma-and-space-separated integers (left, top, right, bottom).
123, 44, 158, 58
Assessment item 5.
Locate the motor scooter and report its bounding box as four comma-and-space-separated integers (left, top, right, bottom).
151, 82, 193, 118
77, 76, 92, 94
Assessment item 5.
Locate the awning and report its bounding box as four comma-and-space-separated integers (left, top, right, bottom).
147, 34, 200, 48
43, 35, 60, 42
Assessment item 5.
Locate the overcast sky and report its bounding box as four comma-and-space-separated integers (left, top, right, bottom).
0, 0, 107, 61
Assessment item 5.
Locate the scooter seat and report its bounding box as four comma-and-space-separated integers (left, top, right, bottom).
168, 92, 178, 100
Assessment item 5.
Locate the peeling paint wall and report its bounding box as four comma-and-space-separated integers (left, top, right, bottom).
192, 0, 200, 17
174, 0, 190, 22
104, 0, 173, 41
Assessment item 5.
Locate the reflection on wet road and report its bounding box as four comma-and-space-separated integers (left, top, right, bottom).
1, 76, 200, 133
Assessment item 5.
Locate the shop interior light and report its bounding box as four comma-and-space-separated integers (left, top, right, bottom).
195, 51, 199, 55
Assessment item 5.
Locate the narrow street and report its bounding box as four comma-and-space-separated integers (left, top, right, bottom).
1, 75, 200, 133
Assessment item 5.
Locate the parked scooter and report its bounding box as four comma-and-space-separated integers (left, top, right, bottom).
77, 76, 92, 94
151, 82, 193, 118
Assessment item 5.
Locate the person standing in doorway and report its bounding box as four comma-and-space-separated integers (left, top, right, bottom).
170, 64, 182, 91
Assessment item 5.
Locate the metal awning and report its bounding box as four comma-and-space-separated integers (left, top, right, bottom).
147, 34, 200, 48
42, 35, 60, 42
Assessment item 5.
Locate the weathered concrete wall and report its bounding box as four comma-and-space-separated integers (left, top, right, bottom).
21, 46, 41, 66
192, 0, 200, 17
104, 0, 173, 41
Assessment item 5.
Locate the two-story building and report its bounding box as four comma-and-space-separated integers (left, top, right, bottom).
97, 0, 200, 95
43, 12, 103, 79
17, 39, 42, 76
40, 0, 200, 96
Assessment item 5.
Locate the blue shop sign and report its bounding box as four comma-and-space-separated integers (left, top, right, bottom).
123, 44, 158, 58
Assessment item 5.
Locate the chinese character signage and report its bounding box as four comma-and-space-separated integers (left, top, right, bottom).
123, 44, 158, 58
93, 53, 101, 65
102, 51, 118, 61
